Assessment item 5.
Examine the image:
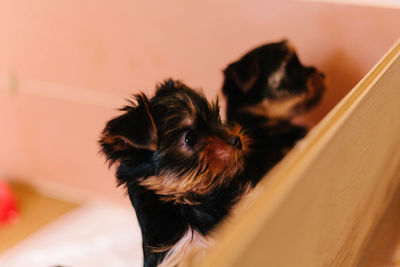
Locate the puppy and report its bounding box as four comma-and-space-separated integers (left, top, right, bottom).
99, 80, 252, 267
223, 40, 325, 183
99, 41, 325, 266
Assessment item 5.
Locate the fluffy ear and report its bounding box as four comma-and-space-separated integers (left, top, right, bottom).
224, 57, 260, 94
99, 93, 158, 166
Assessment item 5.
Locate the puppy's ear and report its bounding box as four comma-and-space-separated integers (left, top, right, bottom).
224, 57, 260, 94
99, 93, 158, 165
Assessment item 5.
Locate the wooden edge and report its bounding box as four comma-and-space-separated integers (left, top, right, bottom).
199, 39, 400, 267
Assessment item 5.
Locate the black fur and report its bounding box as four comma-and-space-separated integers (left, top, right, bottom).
223, 40, 325, 185
100, 80, 250, 266
99, 40, 325, 267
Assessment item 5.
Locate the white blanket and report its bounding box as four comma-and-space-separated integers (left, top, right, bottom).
0, 201, 143, 267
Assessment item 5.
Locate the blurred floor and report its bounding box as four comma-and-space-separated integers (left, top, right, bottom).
1, 180, 399, 267
0, 181, 79, 253
0, 181, 142, 267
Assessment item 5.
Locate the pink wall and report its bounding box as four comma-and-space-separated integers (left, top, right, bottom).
1, 0, 399, 202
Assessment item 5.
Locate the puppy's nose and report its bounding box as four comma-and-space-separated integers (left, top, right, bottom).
228, 135, 242, 149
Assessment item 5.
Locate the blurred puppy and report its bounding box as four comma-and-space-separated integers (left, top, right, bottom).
223, 40, 325, 183
99, 80, 252, 267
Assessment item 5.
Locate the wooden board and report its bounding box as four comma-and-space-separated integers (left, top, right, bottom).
358, 184, 400, 266
200, 40, 400, 266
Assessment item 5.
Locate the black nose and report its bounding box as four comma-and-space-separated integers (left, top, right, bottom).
228, 135, 242, 149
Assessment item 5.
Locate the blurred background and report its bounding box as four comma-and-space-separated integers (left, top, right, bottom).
0, 0, 399, 266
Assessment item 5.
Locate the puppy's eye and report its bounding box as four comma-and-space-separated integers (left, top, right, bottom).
184, 131, 197, 147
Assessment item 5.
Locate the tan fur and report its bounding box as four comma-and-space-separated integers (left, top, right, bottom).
141, 94, 159, 151
240, 69, 324, 121
233, 72, 259, 93
102, 134, 156, 151
138, 150, 243, 205
284, 40, 296, 53
268, 48, 293, 91
240, 94, 307, 120
304, 71, 325, 104
139, 125, 251, 204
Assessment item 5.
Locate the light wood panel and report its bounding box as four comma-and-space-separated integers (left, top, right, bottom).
358, 184, 400, 267
200, 40, 400, 266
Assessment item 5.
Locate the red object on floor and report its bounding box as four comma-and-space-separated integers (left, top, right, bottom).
0, 180, 19, 226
